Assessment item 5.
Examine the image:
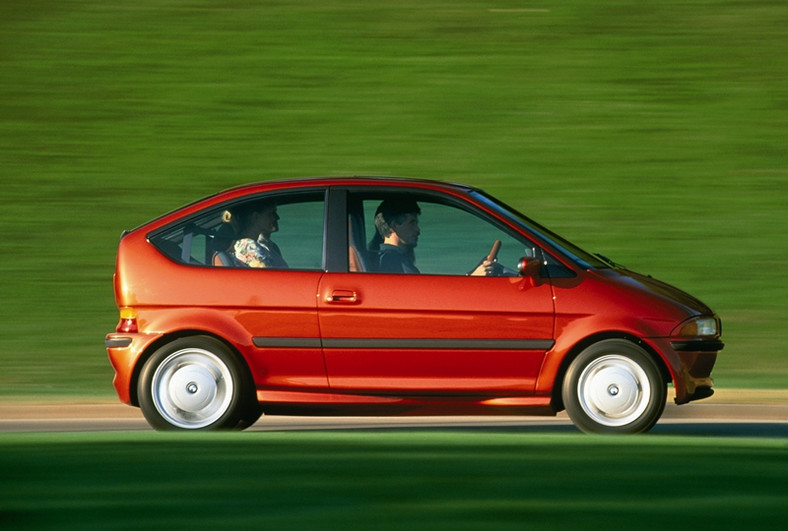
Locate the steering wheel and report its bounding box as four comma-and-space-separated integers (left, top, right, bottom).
468, 240, 504, 276
486, 240, 501, 263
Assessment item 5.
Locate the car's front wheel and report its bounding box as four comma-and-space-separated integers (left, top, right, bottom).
562, 339, 666, 434
138, 336, 261, 431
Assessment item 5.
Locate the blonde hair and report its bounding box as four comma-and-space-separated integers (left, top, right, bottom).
221, 209, 241, 236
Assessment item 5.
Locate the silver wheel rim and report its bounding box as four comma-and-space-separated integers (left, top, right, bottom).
577, 354, 652, 427
151, 348, 234, 429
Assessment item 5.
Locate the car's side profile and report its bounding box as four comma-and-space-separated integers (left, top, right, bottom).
105, 177, 722, 433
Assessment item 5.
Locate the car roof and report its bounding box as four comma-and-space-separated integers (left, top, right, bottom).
218, 176, 477, 195
126, 176, 480, 235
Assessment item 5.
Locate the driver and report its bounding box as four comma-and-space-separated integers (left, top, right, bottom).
373, 197, 421, 274
372, 197, 494, 276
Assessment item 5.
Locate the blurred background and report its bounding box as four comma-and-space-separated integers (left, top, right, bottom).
1, 0, 785, 398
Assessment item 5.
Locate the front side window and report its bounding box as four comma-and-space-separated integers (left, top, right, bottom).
472, 191, 608, 270
150, 190, 326, 270
348, 191, 539, 276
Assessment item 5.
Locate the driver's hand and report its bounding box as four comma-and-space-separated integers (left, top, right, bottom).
470, 259, 495, 277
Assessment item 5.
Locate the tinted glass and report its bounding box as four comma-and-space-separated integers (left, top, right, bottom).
471, 190, 609, 269
150, 190, 326, 270
348, 191, 539, 276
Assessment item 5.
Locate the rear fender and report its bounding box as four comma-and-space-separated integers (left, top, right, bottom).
123, 309, 257, 406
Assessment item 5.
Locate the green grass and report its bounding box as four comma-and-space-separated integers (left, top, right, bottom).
1, 431, 786, 529
1, 0, 786, 397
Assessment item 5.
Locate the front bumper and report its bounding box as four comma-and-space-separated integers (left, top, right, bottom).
662, 339, 723, 405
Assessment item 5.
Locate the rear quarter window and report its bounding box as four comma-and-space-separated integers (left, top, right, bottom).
149, 190, 326, 270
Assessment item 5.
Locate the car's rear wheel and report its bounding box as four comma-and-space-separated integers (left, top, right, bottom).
562, 339, 666, 434
138, 336, 261, 431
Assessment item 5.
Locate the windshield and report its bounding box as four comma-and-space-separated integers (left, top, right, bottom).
471, 191, 611, 270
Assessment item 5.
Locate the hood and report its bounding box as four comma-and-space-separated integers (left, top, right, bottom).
596, 267, 714, 316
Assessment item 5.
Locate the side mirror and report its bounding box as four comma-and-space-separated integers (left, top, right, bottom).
517, 257, 541, 278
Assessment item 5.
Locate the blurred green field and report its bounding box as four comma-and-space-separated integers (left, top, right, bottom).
1, 431, 786, 529
1, 0, 786, 398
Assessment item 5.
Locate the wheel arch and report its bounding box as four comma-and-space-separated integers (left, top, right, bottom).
550, 331, 672, 412
128, 330, 254, 407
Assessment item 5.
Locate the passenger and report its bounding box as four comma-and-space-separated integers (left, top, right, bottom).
229, 200, 288, 269
372, 197, 422, 274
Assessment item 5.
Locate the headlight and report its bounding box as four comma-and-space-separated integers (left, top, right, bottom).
675, 316, 718, 337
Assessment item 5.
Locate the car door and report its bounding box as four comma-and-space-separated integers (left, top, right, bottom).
317, 190, 555, 395
150, 189, 330, 390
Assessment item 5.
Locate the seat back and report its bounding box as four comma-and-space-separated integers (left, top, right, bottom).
348, 214, 378, 272
348, 245, 363, 272
213, 251, 234, 267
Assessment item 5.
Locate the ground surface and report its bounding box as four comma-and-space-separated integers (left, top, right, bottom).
2, 389, 786, 434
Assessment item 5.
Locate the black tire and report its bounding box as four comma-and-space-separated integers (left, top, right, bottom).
562, 339, 666, 434
138, 336, 261, 431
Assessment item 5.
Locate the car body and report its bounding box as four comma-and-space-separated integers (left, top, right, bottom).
105, 177, 722, 433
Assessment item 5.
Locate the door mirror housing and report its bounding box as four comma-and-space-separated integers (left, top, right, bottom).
517, 257, 541, 278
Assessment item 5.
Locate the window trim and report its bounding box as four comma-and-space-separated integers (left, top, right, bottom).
147, 187, 330, 271
337, 186, 547, 276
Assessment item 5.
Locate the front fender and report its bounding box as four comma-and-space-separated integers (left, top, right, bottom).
535, 313, 679, 399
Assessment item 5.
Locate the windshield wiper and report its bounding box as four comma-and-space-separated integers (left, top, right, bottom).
594, 253, 623, 268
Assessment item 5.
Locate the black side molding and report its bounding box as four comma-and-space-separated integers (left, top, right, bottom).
670, 340, 724, 352
105, 337, 133, 348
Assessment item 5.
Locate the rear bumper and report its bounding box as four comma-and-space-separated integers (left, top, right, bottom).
105, 332, 162, 405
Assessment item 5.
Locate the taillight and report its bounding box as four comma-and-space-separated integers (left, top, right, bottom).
117, 307, 138, 333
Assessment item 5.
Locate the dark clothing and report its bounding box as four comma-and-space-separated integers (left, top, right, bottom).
378, 243, 419, 274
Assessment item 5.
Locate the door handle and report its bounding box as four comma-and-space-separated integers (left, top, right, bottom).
326, 289, 359, 304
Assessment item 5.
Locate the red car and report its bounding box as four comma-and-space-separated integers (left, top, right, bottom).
105, 177, 722, 433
